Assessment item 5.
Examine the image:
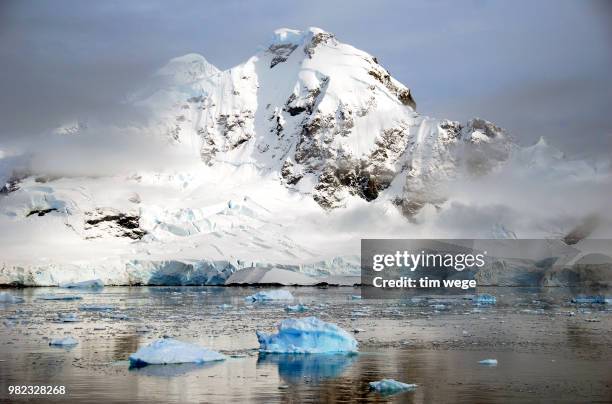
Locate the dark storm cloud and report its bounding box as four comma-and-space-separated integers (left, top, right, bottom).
0, 0, 610, 158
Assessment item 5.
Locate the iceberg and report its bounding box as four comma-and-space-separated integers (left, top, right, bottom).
256, 317, 358, 354
60, 279, 104, 289
49, 336, 78, 346
79, 304, 115, 312
369, 379, 417, 394
472, 294, 496, 305
128, 338, 226, 367
58, 313, 79, 322
245, 290, 294, 302
285, 304, 309, 313
38, 294, 82, 301
571, 295, 607, 304
478, 359, 498, 366
0, 292, 23, 304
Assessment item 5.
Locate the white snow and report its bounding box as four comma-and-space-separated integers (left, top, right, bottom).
369, 379, 417, 394
49, 336, 78, 346
256, 317, 358, 353
245, 289, 294, 302
128, 338, 226, 366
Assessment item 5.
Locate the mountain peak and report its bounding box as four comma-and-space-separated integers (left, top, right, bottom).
157, 53, 220, 85
271, 27, 331, 46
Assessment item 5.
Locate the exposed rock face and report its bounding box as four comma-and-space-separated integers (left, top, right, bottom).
84, 208, 146, 240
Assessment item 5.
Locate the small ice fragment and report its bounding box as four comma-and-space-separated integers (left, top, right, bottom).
79, 304, 115, 312
245, 290, 294, 302
353, 328, 365, 333
478, 359, 498, 366
60, 279, 104, 289
49, 336, 78, 346
473, 294, 496, 305
369, 379, 417, 394
38, 294, 82, 301
217, 304, 233, 309
285, 304, 309, 313
128, 338, 226, 367
431, 304, 446, 310
58, 313, 79, 322
0, 292, 23, 304
350, 295, 361, 300
572, 295, 607, 304
256, 317, 358, 354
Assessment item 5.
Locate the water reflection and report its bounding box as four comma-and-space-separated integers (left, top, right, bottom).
129, 362, 223, 377
257, 353, 357, 384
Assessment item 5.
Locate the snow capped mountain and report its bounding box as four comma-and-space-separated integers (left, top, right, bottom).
0, 27, 608, 286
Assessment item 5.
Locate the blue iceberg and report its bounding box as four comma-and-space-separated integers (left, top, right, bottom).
472, 294, 496, 305
129, 338, 226, 367
369, 379, 417, 395
571, 295, 607, 304
285, 304, 309, 313
245, 290, 294, 302
256, 317, 358, 354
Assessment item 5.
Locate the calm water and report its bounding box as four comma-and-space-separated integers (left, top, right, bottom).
1, 286, 611, 403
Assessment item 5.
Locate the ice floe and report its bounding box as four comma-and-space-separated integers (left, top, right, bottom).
369, 379, 417, 394
128, 338, 226, 367
58, 313, 79, 322
256, 317, 358, 354
472, 294, 496, 304
0, 292, 23, 303
38, 294, 82, 301
478, 359, 498, 366
49, 336, 78, 346
245, 290, 294, 302
60, 279, 104, 289
285, 304, 309, 313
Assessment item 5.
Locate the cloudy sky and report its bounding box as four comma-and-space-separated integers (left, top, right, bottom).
1, 0, 610, 158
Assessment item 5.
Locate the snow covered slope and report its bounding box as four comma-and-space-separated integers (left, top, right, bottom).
0, 27, 609, 286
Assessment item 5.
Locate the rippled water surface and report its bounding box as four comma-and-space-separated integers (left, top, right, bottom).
1, 286, 611, 403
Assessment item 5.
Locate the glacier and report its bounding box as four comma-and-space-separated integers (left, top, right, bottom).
256, 317, 358, 353
128, 338, 226, 367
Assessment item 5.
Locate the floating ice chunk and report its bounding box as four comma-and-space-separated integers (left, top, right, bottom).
472, 294, 496, 305
38, 294, 82, 301
256, 317, 358, 354
49, 336, 78, 346
79, 304, 116, 312
58, 313, 79, 322
572, 295, 607, 304
60, 279, 104, 289
128, 338, 226, 367
285, 304, 309, 313
369, 379, 417, 394
350, 295, 361, 300
245, 290, 294, 302
217, 304, 233, 309
0, 292, 23, 303
478, 359, 498, 366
